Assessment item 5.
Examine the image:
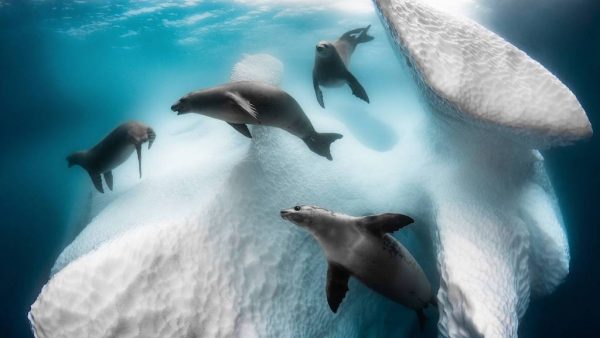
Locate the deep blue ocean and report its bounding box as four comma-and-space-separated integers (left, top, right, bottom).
1, 1, 599, 337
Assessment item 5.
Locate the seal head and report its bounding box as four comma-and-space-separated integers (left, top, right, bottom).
171, 95, 193, 115
281, 205, 337, 229
315, 41, 334, 58
281, 205, 313, 226
66, 151, 87, 168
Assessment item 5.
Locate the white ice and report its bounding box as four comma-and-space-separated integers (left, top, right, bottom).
31, 54, 438, 337
374, 0, 592, 148
30, 1, 592, 337
374, 0, 590, 337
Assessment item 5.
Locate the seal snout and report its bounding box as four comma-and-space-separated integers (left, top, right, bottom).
280, 209, 292, 220
170, 103, 181, 114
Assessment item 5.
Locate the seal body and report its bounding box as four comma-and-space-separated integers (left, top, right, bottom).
67, 121, 156, 193
313, 25, 373, 108
280, 205, 434, 328
171, 81, 342, 160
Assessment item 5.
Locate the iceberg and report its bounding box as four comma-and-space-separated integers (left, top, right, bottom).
29, 1, 592, 337
374, 0, 591, 337
31, 54, 435, 338
374, 0, 592, 148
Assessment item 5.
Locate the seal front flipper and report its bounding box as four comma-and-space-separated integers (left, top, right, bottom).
135, 144, 142, 178
416, 309, 427, 331
225, 91, 260, 122
313, 72, 325, 108
228, 123, 252, 138
147, 127, 156, 149
89, 172, 104, 193
326, 262, 350, 313
358, 213, 414, 236
345, 71, 370, 104
104, 171, 113, 191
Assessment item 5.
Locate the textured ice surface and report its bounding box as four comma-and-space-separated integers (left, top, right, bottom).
31, 2, 590, 336
230, 53, 284, 85
374, 0, 592, 148
32, 54, 438, 337
373, 0, 581, 337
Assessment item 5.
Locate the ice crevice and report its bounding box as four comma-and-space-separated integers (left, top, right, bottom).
29, 1, 592, 337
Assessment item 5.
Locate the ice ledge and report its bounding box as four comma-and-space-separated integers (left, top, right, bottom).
374, 0, 592, 148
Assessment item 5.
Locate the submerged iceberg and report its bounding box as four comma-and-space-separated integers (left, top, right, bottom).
30, 1, 591, 338
374, 0, 591, 337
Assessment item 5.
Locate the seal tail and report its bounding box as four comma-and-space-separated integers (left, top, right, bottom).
303, 132, 343, 161
357, 25, 374, 44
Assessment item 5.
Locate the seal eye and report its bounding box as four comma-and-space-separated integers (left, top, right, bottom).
294, 206, 301, 211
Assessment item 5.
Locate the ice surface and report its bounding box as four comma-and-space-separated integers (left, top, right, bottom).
32, 54, 438, 337
30, 2, 590, 335
373, 0, 582, 337
374, 0, 592, 148
230, 53, 284, 85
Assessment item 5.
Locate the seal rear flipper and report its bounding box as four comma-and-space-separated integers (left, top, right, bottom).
357, 25, 374, 43
104, 171, 113, 191
225, 91, 260, 122
303, 132, 343, 161
313, 72, 325, 108
345, 71, 370, 104
342, 25, 374, 44
326, 262, 350, 313
228, 123, 252, 138
135, 144, 142, 178
358, 213, 414, 236
416, 309, 427, 331
89, 172, 104, 193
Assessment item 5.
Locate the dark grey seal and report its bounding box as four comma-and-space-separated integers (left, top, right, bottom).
170, 81, 343, 160
281, 205, 436, 330
67, 121, 156, 193
313, 25, 373, 108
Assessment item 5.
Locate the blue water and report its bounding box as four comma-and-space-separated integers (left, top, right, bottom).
0, 1, 598, 337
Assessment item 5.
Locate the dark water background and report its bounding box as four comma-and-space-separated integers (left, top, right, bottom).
0, 1, 599, 337
481, 1, 600, 337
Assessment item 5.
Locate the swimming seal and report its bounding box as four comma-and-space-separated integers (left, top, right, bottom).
67, 121, 156, 193
281, 205, 435, 329
171, 81, 343, 160
313, 25, 373, 108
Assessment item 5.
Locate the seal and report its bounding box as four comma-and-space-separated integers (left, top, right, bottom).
67, 121, 156, 193
313, 25, 373, 108
280, 205, 435, 329
170, 81, 343, 160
